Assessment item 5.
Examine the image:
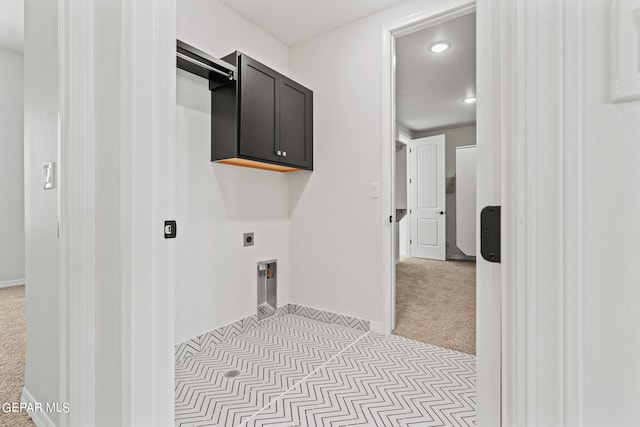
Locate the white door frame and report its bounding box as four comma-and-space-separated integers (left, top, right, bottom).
119, 0, 176, 425
58, 0, 176, 425
495, 0, 585, 424
58, 0, 97, 425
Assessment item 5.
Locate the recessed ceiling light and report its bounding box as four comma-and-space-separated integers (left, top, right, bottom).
429, 41, 451, 53
463, 96, 477, 104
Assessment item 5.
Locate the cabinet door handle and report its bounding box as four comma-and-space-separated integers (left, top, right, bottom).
277, 150, 282, 156
283, 151, 287, 157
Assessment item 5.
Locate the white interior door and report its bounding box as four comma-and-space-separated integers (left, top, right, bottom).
409, 135, 446, 260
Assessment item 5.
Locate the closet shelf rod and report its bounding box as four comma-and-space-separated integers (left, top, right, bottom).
176, 52, 233, 79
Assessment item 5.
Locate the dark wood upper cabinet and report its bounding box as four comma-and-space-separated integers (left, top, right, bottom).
210, 52, 313, 172
279, 76, 313, 170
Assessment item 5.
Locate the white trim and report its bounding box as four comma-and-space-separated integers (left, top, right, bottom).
120, 0, 176, 425
119, 2, 133, 423
498, 1, 586, 425
21, 387, 57, 427
499, 1, 531, 423
381, 18, 394, 336
389, 3, 477, 38
447, 254, 475, 261
58, 0, 96, 425
0, 279, 25, 288
474, 2, 503, 425
397, 132, 411, 145
561, 1, 585, 424
369, 321, 386, 335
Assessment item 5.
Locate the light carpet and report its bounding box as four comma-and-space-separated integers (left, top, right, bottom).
0, 285, 35, 427
393, 257, 476, 355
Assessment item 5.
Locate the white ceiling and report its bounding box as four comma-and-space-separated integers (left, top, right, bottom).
218, 0, 405, 46
0, 0, 404, 52
2, 2, 472, 133
0, 0, 23, 52
396, 13, 476, 133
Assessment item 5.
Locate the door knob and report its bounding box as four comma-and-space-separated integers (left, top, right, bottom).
439, 211, 445, 215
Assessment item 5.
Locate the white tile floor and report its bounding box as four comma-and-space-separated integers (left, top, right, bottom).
175, 314, 476, 427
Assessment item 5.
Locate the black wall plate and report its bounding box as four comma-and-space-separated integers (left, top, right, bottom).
480, 206, 500, 263
164, 220, 177, 239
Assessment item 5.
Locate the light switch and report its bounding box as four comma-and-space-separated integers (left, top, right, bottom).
370, 182, 380, 198
43, 162, 55, 190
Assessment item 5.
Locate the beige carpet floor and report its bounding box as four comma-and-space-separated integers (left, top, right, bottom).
393, 257, 476, 355
1, 285, 35, 427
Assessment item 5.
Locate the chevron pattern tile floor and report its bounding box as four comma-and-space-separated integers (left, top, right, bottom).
175, 314, 476, 427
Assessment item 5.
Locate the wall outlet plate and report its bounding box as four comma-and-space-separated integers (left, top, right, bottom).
243, 232, 254, 247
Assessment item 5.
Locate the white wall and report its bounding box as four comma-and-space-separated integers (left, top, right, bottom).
177, 0, 289, 75
23, 0, 60, 423
0, 47, 25, 286
582, 1, 640, 424
415, 125, 476, 259
288, 0, 470, 322
175, 0, 291, 344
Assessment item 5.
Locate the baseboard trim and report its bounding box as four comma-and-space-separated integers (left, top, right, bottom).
447, 254, 476, 261
20, 387, 56, 427
369, 320, 387, 334
288, 304, 370, 332
0, 279, 25, 289
176, 304, 373, 363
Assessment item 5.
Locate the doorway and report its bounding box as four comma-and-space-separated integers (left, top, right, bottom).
0, 42, 28, 426
392, 10, 477, 356
382, 1, 501, 424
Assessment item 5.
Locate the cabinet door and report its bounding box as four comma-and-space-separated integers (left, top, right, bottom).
238, 55, 280, 163
279, 76, 313, 170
